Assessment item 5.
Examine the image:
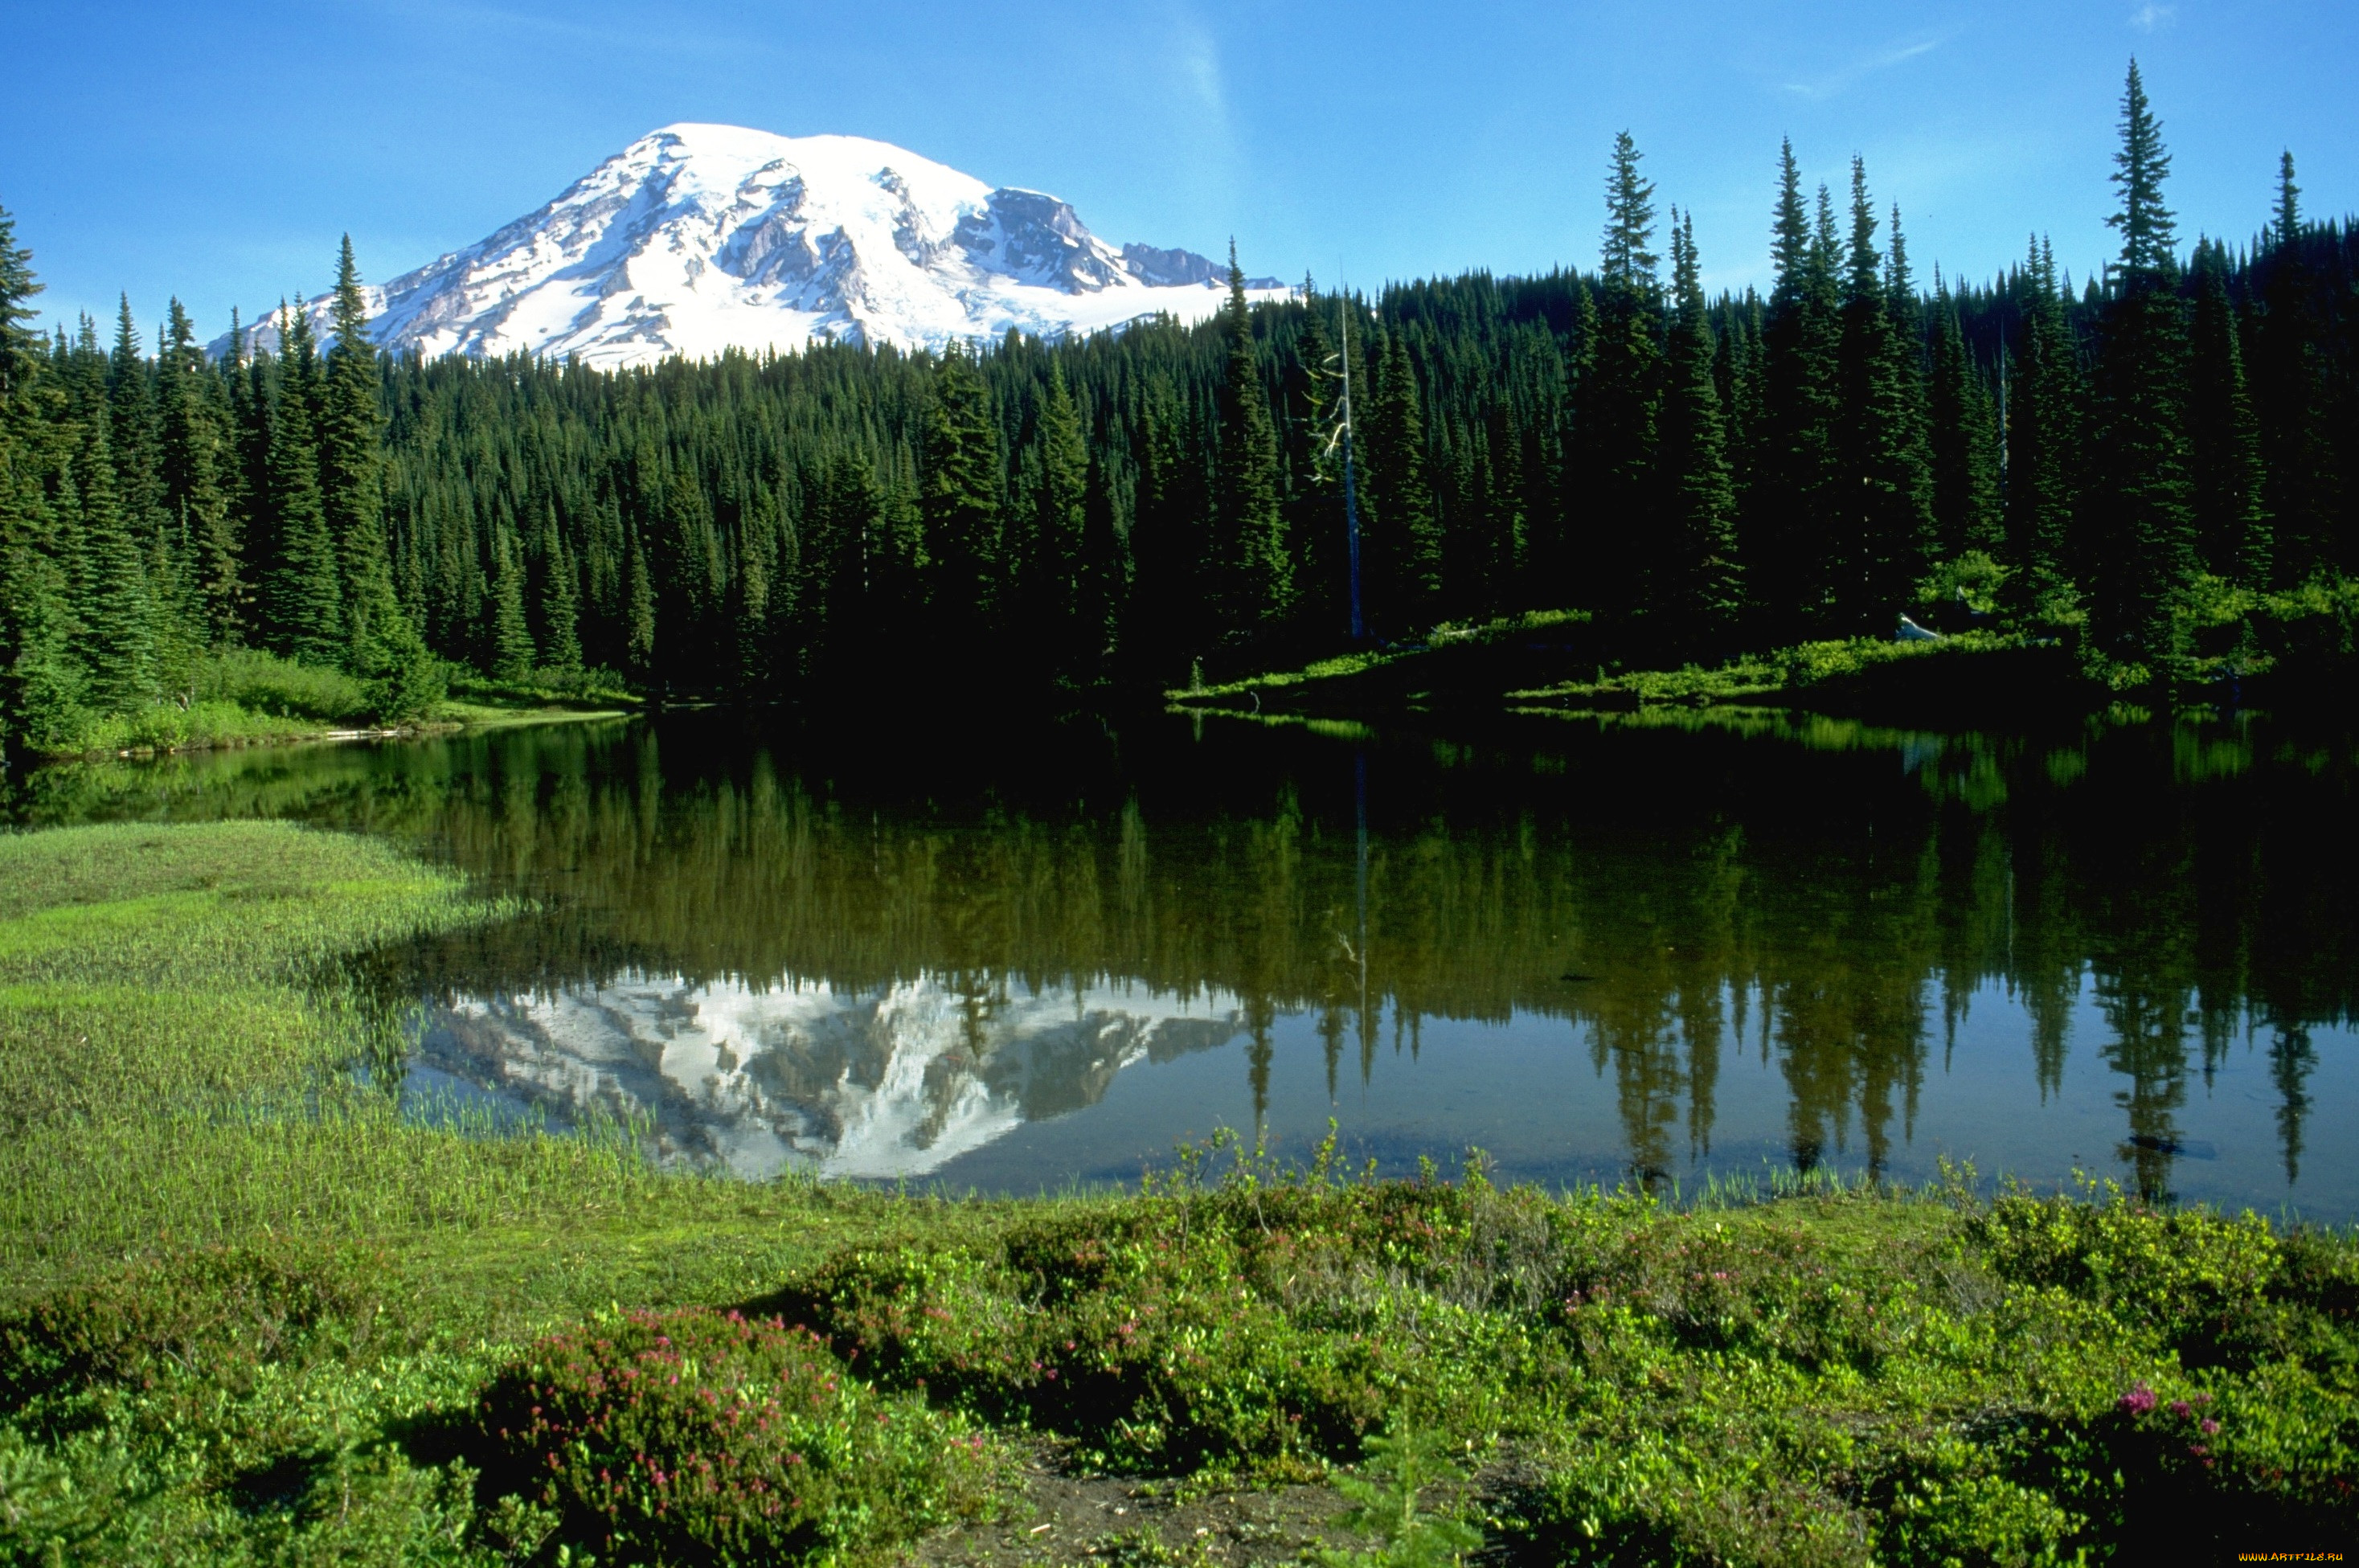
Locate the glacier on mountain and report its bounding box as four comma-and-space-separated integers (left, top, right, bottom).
225, 125, 1287, 368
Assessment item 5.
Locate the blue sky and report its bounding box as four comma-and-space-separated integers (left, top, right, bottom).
5, 0, 2352, 342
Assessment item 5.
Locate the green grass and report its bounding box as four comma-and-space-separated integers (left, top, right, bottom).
1508, 630, 2029, 710
27, 650, 641, 761
1168, 611, 1593, 704
0, 825, 2352, 1564
31, 651, 382, 759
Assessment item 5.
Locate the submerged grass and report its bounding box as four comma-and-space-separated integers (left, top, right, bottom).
0, 823, 2352, 1564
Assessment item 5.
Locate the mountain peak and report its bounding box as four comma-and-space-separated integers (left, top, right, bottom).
220, 125, 1287, 368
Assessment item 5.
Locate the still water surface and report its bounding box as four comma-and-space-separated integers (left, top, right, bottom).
18, 707, 2359, 1216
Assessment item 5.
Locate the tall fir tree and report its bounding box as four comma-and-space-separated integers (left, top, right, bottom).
2006, 239, 2087, 615
0, 204, 81, 752
2088, 59, 2197, 665
1656, 211, 1743, 645
1926, 272, 2002, 559
1121, 375, 1196, 685
1024, 359, 1090, 680
656, 469, 725, 687
1579, 131, 1665, 624
1829, 162, 1934, 632
322, 237, 435, 711
1543, 279, 1599, 597
2254, 151, 2337, 581
487, 524, 536, 682
227, 312, 276, 617
1754, 141, 1842, 638
2186, 239, 2270, 584
105, 296, 166, 546
266, 302, 345, 665
1075, 444, 1125, 681
536, 511, 582, 673
1212, 245, 1290, 643
623, 520, 657, 681
1362, 327, 1437, 635
1284, 289, 1343, 634
72, 412, 154, 712
158, 298, 243, 642
919, 340, 1003, 649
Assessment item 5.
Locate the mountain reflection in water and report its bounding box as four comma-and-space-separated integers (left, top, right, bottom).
11, 705, 2358, 1214
416, 972, 1243, 1178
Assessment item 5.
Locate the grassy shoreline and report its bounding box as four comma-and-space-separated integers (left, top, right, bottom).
19, 648, 642, 762
0, 824, 2351, 1564
1169, 579, 2359, 727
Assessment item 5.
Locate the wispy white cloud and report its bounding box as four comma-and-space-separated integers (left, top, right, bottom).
1780, 32, 1954, 100
1166, 8, 1230, 128
2129, 4, 2177, 31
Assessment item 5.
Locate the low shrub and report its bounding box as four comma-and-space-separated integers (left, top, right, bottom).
782, 1179, 1584, 1477
192, 648, 372, 722
1969, 1182, 2281, 1351
0, 1243, 387, 1411
444, 665, 636, 706
473, 1308, 1003, 1566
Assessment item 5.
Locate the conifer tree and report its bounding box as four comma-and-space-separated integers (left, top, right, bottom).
1075, 446, 1125, 680
2254, 151, 2336, 580
266, 303, 344, 665
158, 299, 242, 642
1284, 289, 1342, 633
1883, 203, 1938, 540
2006, 238, 2086, 615
537, 512, 582, 673
0, 205, 40, 405
2088, 59, 2197, 665
919, 340, 1003, 645
1754, 141, 1842, 638
657, 469, 725, 685
1022, 359, 1088, 678
1657, 212, 1742, 644
1121, 375, 1195, 684
105, 296, 166, 544
1544, 279, 1599, 596
72, 414, 154, 712
487, 524, 536, 682
227, 314, 275, 611
728, 501, 773, 695
1715, 293, 1766, 526
1926, 274, 2002, 558
1830, 161, 1934, 632
624, 521, 657, 681
0, 204, 82, 752
321, 237, 435, 710
1579, 131, 1664, 624
2187, 239, 2270, 584
1363, 328, 1436, 634
1213, 245, 1289, 642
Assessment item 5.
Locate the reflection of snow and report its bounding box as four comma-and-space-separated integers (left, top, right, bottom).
415, 972, 1245, 1179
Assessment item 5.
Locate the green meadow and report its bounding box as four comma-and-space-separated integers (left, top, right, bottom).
0, 822, 2351, 1565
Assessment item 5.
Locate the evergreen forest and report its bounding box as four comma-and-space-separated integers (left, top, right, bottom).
2, 62, 2355, 753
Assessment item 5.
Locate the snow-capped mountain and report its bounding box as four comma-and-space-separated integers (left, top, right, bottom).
410, 969, 1248, 1180
225, 124, 1287, 368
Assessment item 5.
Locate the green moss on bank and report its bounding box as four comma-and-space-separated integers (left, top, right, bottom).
0, 825, 2351, 1564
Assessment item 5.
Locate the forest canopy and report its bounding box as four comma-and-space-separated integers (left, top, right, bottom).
2, 62, 2353, 751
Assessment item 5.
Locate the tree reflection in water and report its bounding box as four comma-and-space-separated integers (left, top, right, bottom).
12, 706, 2356, 1206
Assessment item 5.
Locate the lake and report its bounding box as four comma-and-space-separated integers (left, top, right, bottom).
14, 705, 2358, 1217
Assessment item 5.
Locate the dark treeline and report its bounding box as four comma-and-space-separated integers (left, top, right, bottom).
2, 63, 2354, 743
